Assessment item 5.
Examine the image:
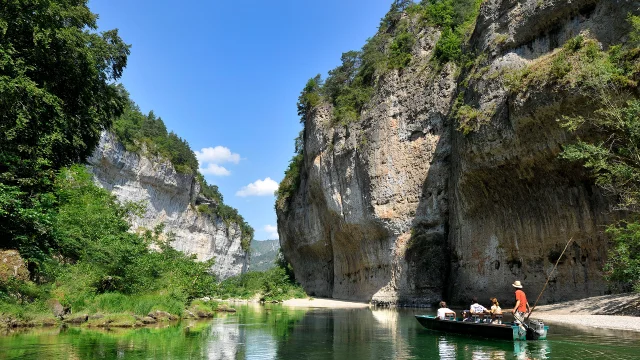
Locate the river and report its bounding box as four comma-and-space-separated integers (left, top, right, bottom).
1, 304, 639, 359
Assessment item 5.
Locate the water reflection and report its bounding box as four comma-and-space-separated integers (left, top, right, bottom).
513, 341, 550, 360
205, 316, 243, 360
2, 305, 640, 359
370, 308, 411, 359
437, 336, 457, 359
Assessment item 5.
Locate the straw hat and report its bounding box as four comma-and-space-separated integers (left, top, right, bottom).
512, 280, 523, 288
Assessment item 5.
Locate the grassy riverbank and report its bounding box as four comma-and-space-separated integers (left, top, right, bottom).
1, 266, 306, 330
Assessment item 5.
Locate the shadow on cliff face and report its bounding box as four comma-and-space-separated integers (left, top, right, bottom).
401, 129, 452, 306
446, 83, 616, 306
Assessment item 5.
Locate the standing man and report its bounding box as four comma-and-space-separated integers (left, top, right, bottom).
511, 280, 530, 324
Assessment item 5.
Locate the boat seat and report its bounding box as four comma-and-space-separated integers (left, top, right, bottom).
444, 312, 455, 320
493, 314, 503, 324
471, 314, 481, 323
483, 314, 492, 323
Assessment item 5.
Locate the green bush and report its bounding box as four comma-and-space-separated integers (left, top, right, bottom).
79, 293, 186, 316
423, 0, 484, 64
604, 221, 640, 292
550, 51, 572, 79
388, 30, 415, 69
434, 28, 463, 63
276, 152, 304, 213
564, 34, 584, 52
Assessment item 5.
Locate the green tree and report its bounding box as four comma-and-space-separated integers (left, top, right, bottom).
0, 0, 130, 268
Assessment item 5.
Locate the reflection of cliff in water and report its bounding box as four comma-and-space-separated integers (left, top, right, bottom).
204, 315, 244, 360
370, 308, 411, 359
205, 304, 308, 359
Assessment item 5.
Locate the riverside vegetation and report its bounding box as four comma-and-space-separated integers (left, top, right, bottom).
277, 0, 640, 294
0, 0, 303, 328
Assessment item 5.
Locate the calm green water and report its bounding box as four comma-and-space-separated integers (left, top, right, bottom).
1, 305, 639, 359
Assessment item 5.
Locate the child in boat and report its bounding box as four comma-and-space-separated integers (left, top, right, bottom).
436, 301, 456, 320
489, 297, 502, 324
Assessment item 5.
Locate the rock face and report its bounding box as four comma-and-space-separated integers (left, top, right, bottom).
0, 250, 29, 282
88, 132, 248, 279
278, 0, 638, 305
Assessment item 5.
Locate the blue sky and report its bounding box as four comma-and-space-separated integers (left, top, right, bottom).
89, 0, 391, 240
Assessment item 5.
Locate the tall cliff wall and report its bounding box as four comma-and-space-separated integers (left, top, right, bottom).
278, 0, 639, 305
88, 132, 248, 280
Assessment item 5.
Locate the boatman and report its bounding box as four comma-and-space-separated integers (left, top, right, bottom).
511, 280, 530, 324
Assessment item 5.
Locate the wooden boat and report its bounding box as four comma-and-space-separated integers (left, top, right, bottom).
415, 315, 548, 341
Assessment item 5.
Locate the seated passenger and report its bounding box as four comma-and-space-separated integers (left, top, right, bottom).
470, 297, 488, 314
436, 301, 456, 320
464, 297, 488, 321
489, 297, 503, 324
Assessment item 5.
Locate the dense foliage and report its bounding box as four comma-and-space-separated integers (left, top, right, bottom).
0, 0, 129, 269
422, 0, 483, 63
1, 166, 220, 318
0, 0, 262, 321
215, 266, 305, 302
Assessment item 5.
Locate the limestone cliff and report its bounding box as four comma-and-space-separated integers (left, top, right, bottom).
88, 132, 248, 280
278, 0, 639, 305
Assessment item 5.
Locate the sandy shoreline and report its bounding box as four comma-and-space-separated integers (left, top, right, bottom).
281, 298, 370, 309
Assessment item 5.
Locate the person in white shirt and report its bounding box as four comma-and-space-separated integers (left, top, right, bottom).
463, 297, 489, 321
470, 297, 488, 314
436, 301, 456, 320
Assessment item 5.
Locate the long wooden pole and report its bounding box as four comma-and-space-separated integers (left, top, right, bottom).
525, 237, 574, 321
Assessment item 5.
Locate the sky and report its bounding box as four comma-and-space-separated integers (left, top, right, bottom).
88, 0, 392, 240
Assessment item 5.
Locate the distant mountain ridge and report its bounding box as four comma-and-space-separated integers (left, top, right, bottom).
249, 240, 280, 272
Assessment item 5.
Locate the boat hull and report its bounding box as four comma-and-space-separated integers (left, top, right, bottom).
415, 315, 548, 341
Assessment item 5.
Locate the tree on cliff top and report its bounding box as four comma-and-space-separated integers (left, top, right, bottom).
0, 0, 129, 267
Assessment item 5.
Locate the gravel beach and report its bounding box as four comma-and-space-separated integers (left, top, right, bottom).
532, 293, 640, 332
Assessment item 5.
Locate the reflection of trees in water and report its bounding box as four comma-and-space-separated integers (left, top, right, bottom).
0, 323, 215, 360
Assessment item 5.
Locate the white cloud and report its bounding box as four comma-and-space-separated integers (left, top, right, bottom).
195, 146, 240, 176
199, 163, 230, 176
195, 146, 240, 165
236, 177, 279, 197
264, 224, 279, 239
